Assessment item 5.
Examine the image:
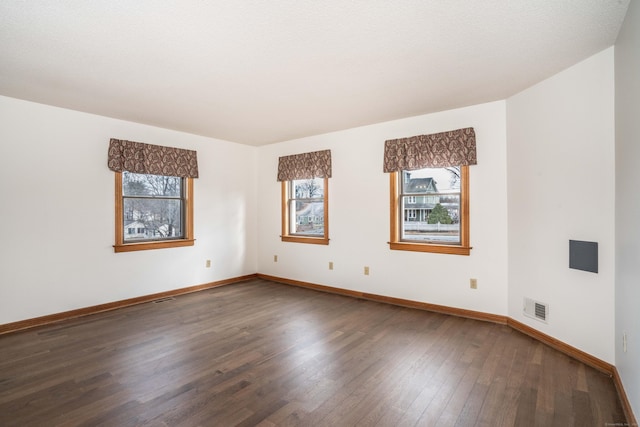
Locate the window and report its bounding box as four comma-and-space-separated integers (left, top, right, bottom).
390, 165, 470, 255
277, 149, 331, 245
114, 171, 194, 252
383, 127, 476, 255
108, 138, 198, 253
281, 177, 329, 245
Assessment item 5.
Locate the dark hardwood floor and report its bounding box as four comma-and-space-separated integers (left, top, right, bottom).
0, 279, 626, 426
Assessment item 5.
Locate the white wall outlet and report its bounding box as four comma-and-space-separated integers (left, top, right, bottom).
329, 261, 334, 270
470, 278, 478, 289
623, 333, 628, 353
364, 266, 370, 275
274, 255, 278, 262
205, 260, 211, 268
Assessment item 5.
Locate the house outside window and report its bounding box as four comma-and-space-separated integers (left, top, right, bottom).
400, 166, 461, 241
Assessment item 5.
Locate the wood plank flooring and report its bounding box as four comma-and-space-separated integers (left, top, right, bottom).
0, 279, 626, 426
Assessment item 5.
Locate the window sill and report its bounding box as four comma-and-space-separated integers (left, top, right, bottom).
389, 241, 471, 256
281, 236, 329, 245
114, 239, 195, 253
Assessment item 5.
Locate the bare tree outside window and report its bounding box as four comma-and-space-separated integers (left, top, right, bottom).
122, 172, 184, 241
290, 178, 325, 236
445, 166, 460, 187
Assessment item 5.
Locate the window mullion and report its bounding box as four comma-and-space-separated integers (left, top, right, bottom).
122, 195, 183, 201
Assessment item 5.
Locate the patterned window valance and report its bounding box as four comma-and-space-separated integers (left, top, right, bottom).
277, 149, 332, 181
108, 139, 199, 178
383, 127, 477, 172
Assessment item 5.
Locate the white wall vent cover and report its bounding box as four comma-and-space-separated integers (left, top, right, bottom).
523, 298, 548, 323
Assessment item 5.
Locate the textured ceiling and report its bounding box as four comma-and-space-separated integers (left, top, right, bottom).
0, 1, 630, 145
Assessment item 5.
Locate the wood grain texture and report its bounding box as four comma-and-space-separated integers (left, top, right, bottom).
258, 274, 506, 324
613, 366, 639, 427
0, 279, 626, 426
507, 318, 614, 375
0, 274, 257, 336
261, 274, 618, 377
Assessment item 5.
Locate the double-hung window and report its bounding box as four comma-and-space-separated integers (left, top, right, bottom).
108, 139, 198, 252
281, 177, 328, 244
278, 150, 331, 245
115, 172, 194, 252
390, 166, 469, 255
384, 128, 476, 255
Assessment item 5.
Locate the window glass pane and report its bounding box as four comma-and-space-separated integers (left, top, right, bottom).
123, 198, 183, 241
401, 167, 461, 244
290, 200, 324, 235
123, 172, 181, 197
292, 178, 324, 199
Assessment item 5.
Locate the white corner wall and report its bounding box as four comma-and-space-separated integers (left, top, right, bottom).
0, 96, 258, 325
615, 0, 640, 416
257, 101, 508, 316
506, 48, 616, 363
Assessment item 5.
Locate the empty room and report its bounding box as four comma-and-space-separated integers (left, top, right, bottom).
0, 1, 638, 426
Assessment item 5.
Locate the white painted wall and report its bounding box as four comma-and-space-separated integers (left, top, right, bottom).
615, 0, 640, 415
0, 96, 258, 325
257, 101, 509, 316
506, 48, 616, 363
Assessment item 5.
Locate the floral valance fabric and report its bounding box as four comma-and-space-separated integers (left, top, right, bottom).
383, 127, 477, 172
108, 139, 199, 178
277, 149, 332, 181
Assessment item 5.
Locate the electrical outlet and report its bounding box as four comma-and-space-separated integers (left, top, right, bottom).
205, 260, 211, 268
470, 278, 478, 289
623, 333, 628, 353
364, 266, 370, 275
329, 262, 334, 270
274, 255, 278, 262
